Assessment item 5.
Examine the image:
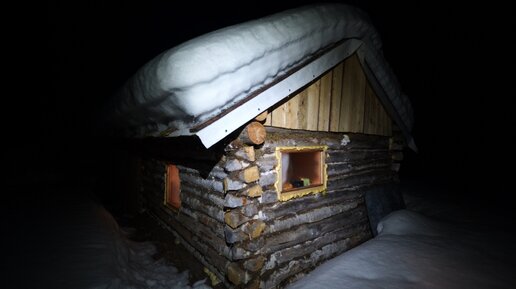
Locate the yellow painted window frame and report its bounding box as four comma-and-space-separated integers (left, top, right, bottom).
274, 145, 328, 201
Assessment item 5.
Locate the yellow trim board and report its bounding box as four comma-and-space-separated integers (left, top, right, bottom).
274, 145, 328, 201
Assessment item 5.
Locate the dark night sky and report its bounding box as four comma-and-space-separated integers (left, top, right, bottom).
12, 1, 514, 198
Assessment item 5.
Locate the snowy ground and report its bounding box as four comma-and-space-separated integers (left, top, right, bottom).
6, 180, 516, 289
286, 181, 516, 289
6, 186, 211, 289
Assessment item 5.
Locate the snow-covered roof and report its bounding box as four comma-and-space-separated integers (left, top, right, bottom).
103, 3, 415, 149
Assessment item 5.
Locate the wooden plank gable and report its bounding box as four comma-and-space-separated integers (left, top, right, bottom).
267, 53, 392, 136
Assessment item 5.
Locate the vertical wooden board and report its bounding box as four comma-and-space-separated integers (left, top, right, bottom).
329, 63, 343, 132
339, 54, 365, 133
296, 89, 309, 130
318, 70, 332, 131
264, 109, 272, 126
285, 93, 300, 129
271, 102, 288, 128
306, 79, 320, 131
363, 82, 379, 135
379, 102, 392, 136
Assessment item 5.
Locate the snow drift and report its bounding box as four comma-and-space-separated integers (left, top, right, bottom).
286, 209, 516, 289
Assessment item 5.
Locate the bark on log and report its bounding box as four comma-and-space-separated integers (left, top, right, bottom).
260, 189, 362, 220
263, 207, 367, 253
264, 222, 370, 271
263, 230, 370, 289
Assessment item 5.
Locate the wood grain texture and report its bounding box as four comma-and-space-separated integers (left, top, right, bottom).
265, 53, 391, 136
339, 54, 365, 133
329, 63, 344, 131
318, 70, 332, 131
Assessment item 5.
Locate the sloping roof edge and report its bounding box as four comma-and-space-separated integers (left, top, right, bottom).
193, 39, 363, 148
103, 4, 415, 150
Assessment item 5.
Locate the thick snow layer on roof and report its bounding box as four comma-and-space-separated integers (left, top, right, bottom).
105, 3, 414, 147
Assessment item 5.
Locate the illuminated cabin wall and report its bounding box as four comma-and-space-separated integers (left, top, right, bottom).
134, 52, 405, 289
265, 53, 392, 136
135, 125, 403, 288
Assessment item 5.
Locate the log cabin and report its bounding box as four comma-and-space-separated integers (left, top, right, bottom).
102, 3, 415, 288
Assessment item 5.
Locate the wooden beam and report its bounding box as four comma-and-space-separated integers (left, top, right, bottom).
240, 121, 266, 145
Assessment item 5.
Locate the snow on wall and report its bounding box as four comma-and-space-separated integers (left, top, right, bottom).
105, 3, 413, 146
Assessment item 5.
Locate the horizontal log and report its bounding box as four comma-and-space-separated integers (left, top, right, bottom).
182, 185, 225, 208
260, 189, 362, 220
181, 195, 225, 223
147, 212, 229, 287
234, 146, 256, 162
224, 194, 246, 208
224, 178, 247, 192
242, 220, 267, 239
240, 121, 267, 145
263, 229, 371, 289
264, 221, 370, 271
263, 128, 343, 150
224, 158, 250, 172
244, 255, 266, 272
225, 225, 248, 244
263, 206, 367, 254
263, 128, 389, 151
239, 166, 260, 183
259, 189, 278, 204
242, 201, 259, 217
180, 173, 224, 194
326, 159, 391, 177
326, 149, 390, 163
266, 198, 363, 234
326, 169, 393, 191
246, 184, 263, 198
177, 164, 228, 180
146, 200, 227, 250
256, 153, 277, 172
146, 204, 232, 270
231, 245, 252, 260
225, 210, 251, 229
181, 208, 225, 239
258, 171, 276, 187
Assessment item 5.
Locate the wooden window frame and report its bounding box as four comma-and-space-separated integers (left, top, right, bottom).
275, 146, 328, 201
164, 164, 181, 210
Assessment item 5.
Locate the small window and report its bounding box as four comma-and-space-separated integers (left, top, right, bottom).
164, 164, 181, 209
275, 146, 327, 201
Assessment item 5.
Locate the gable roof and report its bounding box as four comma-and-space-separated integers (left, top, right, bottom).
102, 3, 415, 150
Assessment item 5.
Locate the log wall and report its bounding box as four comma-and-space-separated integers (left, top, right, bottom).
138, 148, 233, 288
219, 127, 395, 288
137, 125, 400, 288
265, 53, 392, 137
